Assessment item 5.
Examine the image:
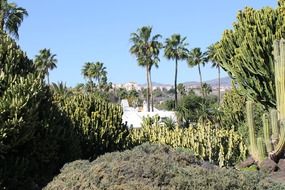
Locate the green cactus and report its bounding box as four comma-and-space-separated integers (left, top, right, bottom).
54, 93, 131, 160
271, 109, 279, 144
131, 118, 247, 167
215, 3, 285, 109
262, 113, 273, 153
247, 39, 285, 163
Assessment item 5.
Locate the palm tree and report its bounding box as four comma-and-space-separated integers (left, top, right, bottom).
81, 62, 93, 85
34, 48, 57, 85
81, 61, 107, 92
207, 43, 221, 104
93, 62, 107, 85
0, 0, 28, 39
201, 83, 212, 97
130, 26, 162, 112
51, 82, 72, 98
164, 34, 189, 109
187, 48, 207, 98
177, 83, 186, 97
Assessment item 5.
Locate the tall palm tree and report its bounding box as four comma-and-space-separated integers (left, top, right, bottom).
164, 34, 189, 108
188, 48, 207, 98
0, 0, 28, 39
130, 26, 162, 112
207, 43, 221, 104
34, 48, 57, 85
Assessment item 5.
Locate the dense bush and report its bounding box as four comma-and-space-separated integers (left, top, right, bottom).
53, 93, 132, 160
0, 34, 131, 189
44, 143, 285, 190
0, 73, 81, 189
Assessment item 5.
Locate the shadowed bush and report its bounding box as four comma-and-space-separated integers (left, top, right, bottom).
44, 143, 284, 190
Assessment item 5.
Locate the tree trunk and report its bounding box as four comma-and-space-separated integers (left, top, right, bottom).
146, 66, 150, 112
174, 58, 178, 109
198, 63, 203, 98
0, 1, 5, 32
47, 73, 50, 85
149, 68, 154, 112
218, 64, 221, 104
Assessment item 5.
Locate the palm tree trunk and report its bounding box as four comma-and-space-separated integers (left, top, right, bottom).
198, 63, 203, 98
149, 68, 154, 112
146, 66, 150, 112
47, 73, 50, 85
174, 58, 178, 109
0, 1, 4, 32
218, 64, 221, 104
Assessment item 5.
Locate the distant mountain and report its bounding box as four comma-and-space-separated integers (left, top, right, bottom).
203, 77, 231, 87
123, 77, 231, 89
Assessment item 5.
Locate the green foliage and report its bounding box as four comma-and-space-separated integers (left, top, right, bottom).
0, 34, 34, 80
216, 3, 285, 109
188, 48, 208, 97
0, 73, 81, 189
176, 93, 218, 126
0, 0, 28, 39
220, 87, 263, 143
34, 48, 57, 84
164, 34, 189, 108
246, 39, 285, 164
131, 122, 247, 167
220, 87, 247, 130
54, 93, 131, 160
130, 26, 163, 112
159, 99, 175, 111
44, 143, 284, 190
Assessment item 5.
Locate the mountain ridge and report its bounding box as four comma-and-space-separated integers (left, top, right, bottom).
139, 76, 231, 88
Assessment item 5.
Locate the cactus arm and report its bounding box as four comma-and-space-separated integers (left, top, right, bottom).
263, 113, 273, 153
270, 121, 285, 161
246, 101, 258, 161
257, 137, 266, 162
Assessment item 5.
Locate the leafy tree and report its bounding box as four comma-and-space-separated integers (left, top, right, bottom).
0, 0, 28, 39
176, 93, 204, 126
116, 87, 128, 101
130, 26, 162, 112
34, 48, 57, 85
188, 48, 207, 98
164, 34, 189, 108
207, 43, 221, 104
215, 2, 285, 109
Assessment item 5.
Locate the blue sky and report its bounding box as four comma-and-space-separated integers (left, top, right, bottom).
14, 0, 277, 87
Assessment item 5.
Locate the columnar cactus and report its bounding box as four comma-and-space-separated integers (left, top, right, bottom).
247, 39, 285, 163
131, 117, 247, 167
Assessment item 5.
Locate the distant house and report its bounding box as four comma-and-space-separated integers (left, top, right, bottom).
121, 99, 176, 128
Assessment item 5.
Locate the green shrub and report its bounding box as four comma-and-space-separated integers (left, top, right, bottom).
53, 93, 132, 160
0, 74, 81, 189
0, 34, 81, 189
44, 143, 285, 190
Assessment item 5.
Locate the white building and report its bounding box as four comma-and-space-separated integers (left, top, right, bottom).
121, 99, 176, 128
